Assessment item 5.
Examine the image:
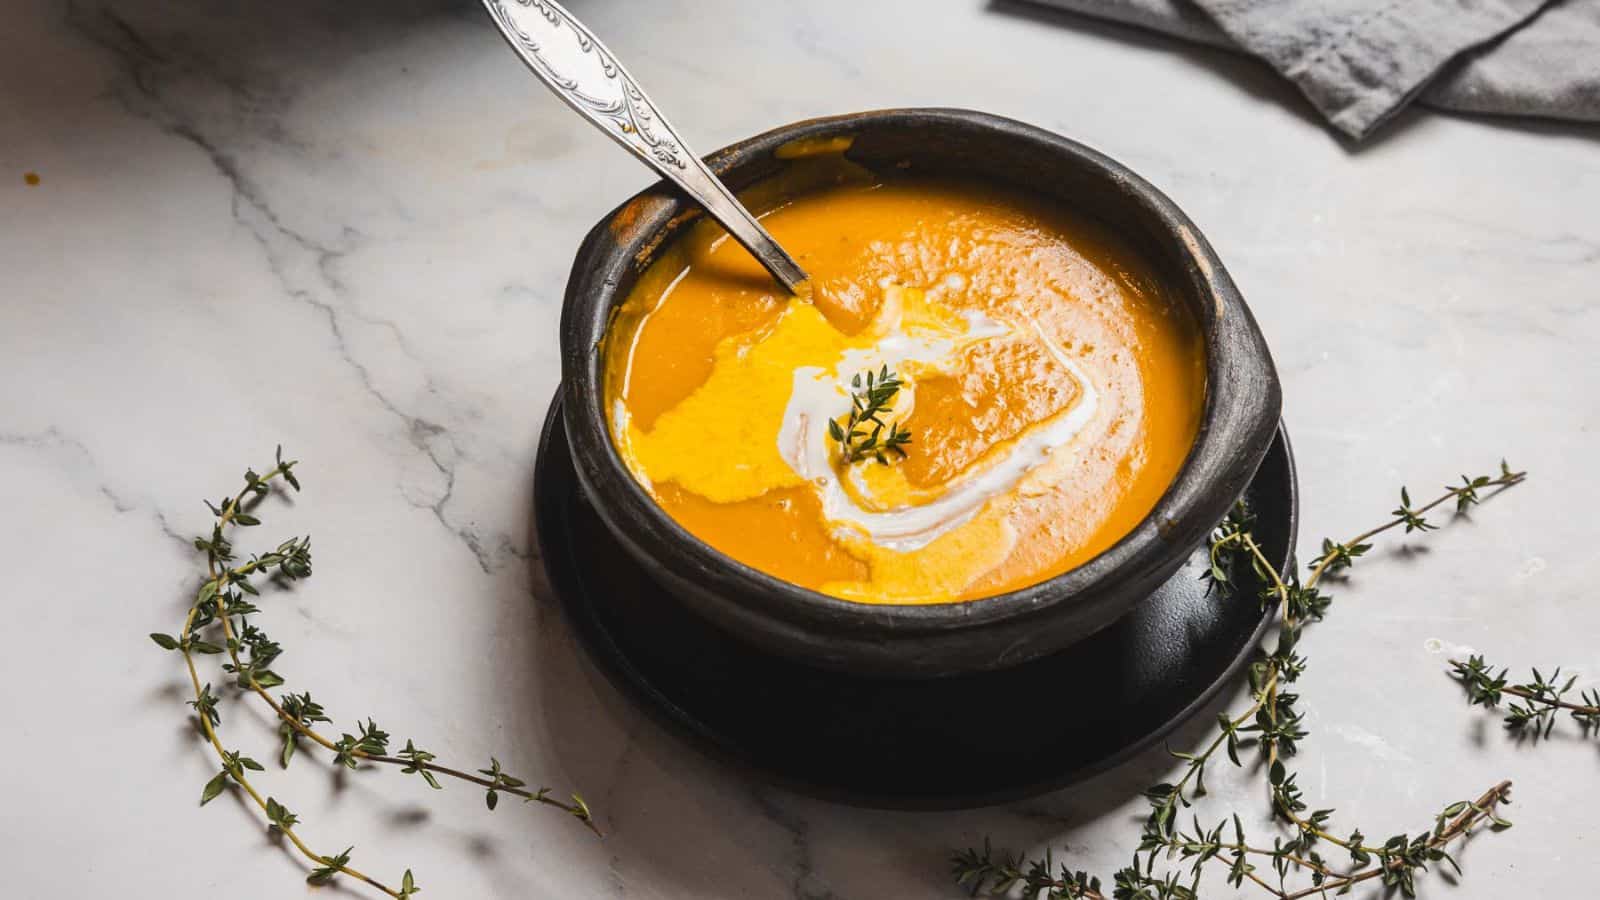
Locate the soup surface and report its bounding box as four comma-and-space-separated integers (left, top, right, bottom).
603, 171, 1204, 604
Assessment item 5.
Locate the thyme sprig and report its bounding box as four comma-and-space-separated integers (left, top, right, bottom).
954, 782, 1511, 900
954, 462, 1525, 899
1451, 655, 1600, 741
829, 365, 913, 464
152, 448, 596, 899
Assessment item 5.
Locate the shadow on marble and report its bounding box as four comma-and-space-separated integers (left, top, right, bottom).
1430, 106, 1600, 146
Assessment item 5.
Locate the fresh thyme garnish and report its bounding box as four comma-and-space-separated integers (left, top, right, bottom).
828, 365, 913, 464
1450, 655, 1600, 742
152, 448, 596, 898
954, 462, 1526, 900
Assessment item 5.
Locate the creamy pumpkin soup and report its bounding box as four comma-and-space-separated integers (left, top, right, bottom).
603, 174, 1204, 604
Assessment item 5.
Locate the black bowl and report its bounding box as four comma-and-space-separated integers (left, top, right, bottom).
559, 108, 1280, 677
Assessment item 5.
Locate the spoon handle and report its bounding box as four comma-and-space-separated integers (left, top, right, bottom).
481, 0, 809, 293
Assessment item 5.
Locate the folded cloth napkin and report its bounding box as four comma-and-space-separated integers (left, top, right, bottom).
1029, 0, 1600, 139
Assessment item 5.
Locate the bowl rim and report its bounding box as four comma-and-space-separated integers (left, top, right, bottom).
559, 106, 1281, 642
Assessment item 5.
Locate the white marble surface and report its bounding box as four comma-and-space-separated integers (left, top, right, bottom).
3, 1, 1597, 897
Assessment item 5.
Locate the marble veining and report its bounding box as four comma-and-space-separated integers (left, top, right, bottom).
2, 0, 1596, 898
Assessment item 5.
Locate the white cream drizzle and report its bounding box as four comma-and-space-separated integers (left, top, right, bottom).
776, 312, 1098, 552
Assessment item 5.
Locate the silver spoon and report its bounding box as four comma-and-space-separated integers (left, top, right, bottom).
480, 0, 809, 294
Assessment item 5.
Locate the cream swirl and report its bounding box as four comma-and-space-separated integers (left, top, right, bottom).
776, 310, 1097, 552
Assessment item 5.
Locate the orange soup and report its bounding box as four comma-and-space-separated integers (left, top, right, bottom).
603, 174, 1204, 604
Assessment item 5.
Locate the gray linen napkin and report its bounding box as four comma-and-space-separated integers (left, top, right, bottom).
1029, 0, 1600, 139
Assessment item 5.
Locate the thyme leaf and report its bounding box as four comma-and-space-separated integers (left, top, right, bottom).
830, 365, 913, 465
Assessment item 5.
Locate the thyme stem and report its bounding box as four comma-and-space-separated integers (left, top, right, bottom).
159, 448, 595, 898
212, 582, 599, 833
953, 461, 1526, 899
1450, 653, 1600, 740
1449, 664, 1600, 714
177, 467, 401, 897
1276, 781, 1513, 900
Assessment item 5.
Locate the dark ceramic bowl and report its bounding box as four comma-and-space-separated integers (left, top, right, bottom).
559, 108, 1280, 678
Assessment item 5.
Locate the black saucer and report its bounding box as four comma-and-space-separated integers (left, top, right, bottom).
535, 389, 1297, 809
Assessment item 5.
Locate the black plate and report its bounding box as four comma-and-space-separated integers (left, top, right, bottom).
535, 389, 1297, 809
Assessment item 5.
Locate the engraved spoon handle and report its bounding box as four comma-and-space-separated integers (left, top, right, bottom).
481, 0, 809, 293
